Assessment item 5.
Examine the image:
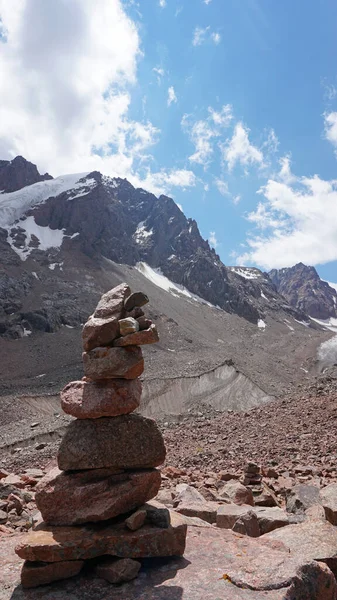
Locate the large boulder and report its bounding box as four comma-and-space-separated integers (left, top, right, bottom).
35, 467, 161, 525
60, 379, 142, 419
58, 414, 166, 471
82, 346, 144, 380
15, 521, 187, 562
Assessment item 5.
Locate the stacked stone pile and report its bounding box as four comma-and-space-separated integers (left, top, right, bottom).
15, 283, 187, 588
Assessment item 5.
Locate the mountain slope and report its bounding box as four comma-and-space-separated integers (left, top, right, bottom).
269, 263, 337, 320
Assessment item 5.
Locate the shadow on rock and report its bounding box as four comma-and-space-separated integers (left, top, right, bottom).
9, 557, 189, 600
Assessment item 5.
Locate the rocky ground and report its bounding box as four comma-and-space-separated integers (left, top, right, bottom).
3, 368, 337, 480
161, 369, 337, 486
2, 372, 337, 598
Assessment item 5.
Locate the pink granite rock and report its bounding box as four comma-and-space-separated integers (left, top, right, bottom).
95, 557, 141, 584
35, 467, 161, 525
60, 379, 142, 419
113, 324, 159, 347
58, 414, 166, 471
94, 283, 130, 319
21, 559, 84, 588
82, 315, 119, 352
82, 346, 144, 380
15, 521, 187, 562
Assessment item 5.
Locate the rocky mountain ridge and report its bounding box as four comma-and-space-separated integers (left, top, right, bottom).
269, 263, 337, 321
0, 157, 311, 341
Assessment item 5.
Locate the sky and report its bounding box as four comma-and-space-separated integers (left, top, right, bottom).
0, 0, 337, 280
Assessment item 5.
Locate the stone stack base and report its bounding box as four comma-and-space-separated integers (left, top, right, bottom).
17, 517, 187, 587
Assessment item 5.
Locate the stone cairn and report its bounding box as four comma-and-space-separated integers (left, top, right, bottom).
15, 283, 187, 588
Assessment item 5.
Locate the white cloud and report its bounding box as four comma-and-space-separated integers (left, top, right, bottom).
167, 86, 177, 107
211, 32, 221, 45
215, 177, 241, 204
277, 155, 296, 184
209, 231, 218, 248
153, 66, 165, 84
130, 168, 196, 196
209, 105, 233, 127
263, 128, 279, 154
322, 78, 337, 102
222, 122, 264, 172
215, 178, 229, 196
193, 26, 210, 46
237, 164, 337, 269
159, 0, 166, 7
192, 26, 221, 47
0, 0, 194, 195
324, 112, 337, 149
186, 119, 215, 165
182, 104, 233, 166
204, 0, 212, 4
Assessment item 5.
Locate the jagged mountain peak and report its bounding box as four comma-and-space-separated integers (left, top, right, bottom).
270, 263, 337, 321
0, 155, 52, 193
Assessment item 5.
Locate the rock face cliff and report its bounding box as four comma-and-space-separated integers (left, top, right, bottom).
269, 263, 337, 320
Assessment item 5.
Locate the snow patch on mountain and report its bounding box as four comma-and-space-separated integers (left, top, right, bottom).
135, 261, 216, 308
0, 172, 90, 228
66, 178, 97, 201
8, 216, 65, 261
134, 222, 153, 243
229, 266, 267, 281
311, 317, 337, 333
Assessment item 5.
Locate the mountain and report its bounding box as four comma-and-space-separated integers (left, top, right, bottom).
269, 263, 337, 321
0, 157, 330, 413
0, 156, 52, 193
0, 157, 312, 341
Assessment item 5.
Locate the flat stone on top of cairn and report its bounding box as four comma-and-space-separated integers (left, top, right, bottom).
15, 282, 187, 588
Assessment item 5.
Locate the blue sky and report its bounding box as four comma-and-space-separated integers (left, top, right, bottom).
1, 0, 337, 280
